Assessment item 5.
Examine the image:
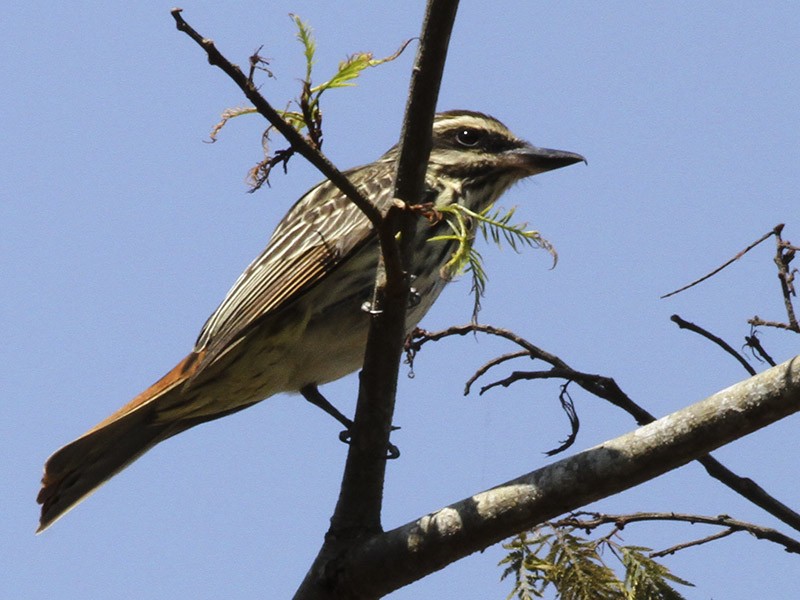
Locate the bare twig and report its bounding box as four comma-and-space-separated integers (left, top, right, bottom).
554, 510, 800, 556
247, 45, 272, 82
661, 225, 782, 299
749, 226, 799, 333
650, 528, 735, 557
749, 317, 800, 331
745, 333, 778, 367
464, 350, 530, 395
670, 314, 756, 376
774, 230, 799, 329
170, 9, 384, 232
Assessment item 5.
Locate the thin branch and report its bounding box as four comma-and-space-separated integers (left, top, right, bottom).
661, 225, 782, 299
170, 9, 384, 232
670, 314, 756, 376
749, 317, 800, 331
408, 324, 800, 534
771, 229, 799, 331
464, 350, 530, 395
479, 367, 585, 396
750, 228, 799, 332
553, 510, 800, 556
651, 528, 735, 557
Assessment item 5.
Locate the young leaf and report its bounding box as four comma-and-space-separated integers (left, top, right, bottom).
428, 203, 555, 321
620, 546, 693, 600
289, 13, 315, 82
209, 15, 408, 190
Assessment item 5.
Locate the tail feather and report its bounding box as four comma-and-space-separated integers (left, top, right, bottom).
36, 352, 203, 533
37, 405, 172, 532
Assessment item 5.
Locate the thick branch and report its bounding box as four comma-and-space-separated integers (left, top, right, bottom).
325, 0, 458, 538
294, 2, 459, 599
334, 357, 800, 597
411, 324, 800, 533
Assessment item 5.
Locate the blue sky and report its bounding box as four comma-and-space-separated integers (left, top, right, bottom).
3, 2, 799, 598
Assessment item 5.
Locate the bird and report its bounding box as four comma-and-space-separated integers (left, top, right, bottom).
37, 110, 584, 532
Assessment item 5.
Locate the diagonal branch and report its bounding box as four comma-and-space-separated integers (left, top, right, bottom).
651, 527, 736, 557
170, 8, 383, 232
408, 324, 800, 533
661, 224, 782, 299
334, 357, 800, 597
670, 314, 756, 375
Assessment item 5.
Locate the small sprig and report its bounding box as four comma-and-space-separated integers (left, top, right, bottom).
500, 524, 694, 600
207, 14, 410, 191
429, 203, 556, 321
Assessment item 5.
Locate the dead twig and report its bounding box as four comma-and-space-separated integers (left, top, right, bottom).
661, 225, 782, 299
670, 314, 756, 376
554, 510, 800, 556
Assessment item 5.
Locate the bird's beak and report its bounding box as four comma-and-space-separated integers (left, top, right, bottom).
506, 144, 586, 176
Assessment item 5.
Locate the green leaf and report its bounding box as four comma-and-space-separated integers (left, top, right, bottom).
212, 15, 408, 189
500, 528, 625, 600
501, 525, 694, 600
289, 13, 315, 82
620, 546, 693, 600
428, 203, 556, 321
310, 39, 412, 96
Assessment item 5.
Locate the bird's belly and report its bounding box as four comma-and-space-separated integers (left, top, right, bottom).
175, 246, 450, 420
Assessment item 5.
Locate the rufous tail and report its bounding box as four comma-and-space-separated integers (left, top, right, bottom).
36, 353, 202, 532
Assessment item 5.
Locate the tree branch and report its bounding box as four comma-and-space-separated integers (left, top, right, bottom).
660, 224, 781, 299
651, 528, 735, 557
552, 511, 800, 556
408, 324, 800, 533
170, 8, 383, 231
333, 357, 800, 596
670, 314, 756, 375
750, 228, 800, 333
294, 2, 459, 598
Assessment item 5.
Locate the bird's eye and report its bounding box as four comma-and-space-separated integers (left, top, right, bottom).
455, 128, 483, 147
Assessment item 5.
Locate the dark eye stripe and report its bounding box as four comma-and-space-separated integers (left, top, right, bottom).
435, 126, 524, 154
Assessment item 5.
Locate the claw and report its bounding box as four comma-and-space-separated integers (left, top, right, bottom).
361, 300, 383, 315
337, 429, 401, 459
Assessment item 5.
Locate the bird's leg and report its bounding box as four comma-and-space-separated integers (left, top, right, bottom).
300, 384, 400, 459
300, 385, 353, 430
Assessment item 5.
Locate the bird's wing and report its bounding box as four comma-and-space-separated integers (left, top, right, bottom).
194, 165, 395, 366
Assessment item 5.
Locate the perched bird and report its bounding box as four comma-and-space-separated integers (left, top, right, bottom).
37, 110, 583, 532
